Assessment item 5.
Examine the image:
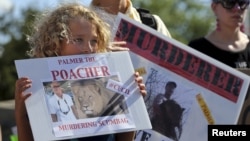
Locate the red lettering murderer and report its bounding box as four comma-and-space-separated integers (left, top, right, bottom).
115, 19, 243, 103
51, 66, 110, 80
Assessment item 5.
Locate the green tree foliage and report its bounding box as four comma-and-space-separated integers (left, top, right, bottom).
0, 9, 38, 100
134, 0, 215, 44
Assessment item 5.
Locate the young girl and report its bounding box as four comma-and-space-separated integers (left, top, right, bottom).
15, 3, 146, 141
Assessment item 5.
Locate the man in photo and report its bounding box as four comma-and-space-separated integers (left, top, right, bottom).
48, 81, 78, 122
153, 81, 177, 107
151, 81, 184, 141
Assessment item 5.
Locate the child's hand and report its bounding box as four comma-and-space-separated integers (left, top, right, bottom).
134, 72, 147, 97
15, 77, 32, 118
107, 41, 129, 51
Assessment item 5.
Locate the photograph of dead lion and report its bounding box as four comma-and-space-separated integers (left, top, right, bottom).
70, 76, 128, 119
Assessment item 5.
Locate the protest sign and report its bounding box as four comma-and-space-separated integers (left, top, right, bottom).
15, 51, 151, 141
113, 13, 250, 141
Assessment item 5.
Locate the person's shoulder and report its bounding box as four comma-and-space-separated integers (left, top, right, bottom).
155, 94, 165, 99
135, 7, 157, 30
63, 93, 72, 98
133, 6, 171, 37
151, 14, 165, 26
151, 14, 171, 37
188, 37, 208, 48
188, 37, 206, 44
152, 14, 163, 21
48, 94, 56, 103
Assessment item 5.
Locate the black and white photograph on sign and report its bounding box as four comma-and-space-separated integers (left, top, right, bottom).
43, 76, 129, 123
142, 68, 198, 141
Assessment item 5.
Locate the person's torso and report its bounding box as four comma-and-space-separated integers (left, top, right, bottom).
188, 37, 250, 68
50, 94, 76, 121
62, 134, 114, 141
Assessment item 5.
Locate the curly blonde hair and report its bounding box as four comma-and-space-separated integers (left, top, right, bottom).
27, 3, 110, 57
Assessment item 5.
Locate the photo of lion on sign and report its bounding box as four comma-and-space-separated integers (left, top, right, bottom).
70, 77, 128, 119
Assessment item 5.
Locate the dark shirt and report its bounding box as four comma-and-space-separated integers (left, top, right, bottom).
188, 37, 250, 68
62, 134, 113, 141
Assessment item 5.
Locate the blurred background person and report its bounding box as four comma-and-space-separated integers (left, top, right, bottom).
90, 0, 171, 37
188, 0, 250, 69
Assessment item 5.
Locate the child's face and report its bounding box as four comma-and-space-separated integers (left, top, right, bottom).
60, 18, 98, 56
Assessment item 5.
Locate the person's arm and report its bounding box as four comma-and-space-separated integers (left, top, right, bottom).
115, 131, 135, 141
15, 115, 33, 141
15, 77, 34, 141
153, 15, 172, 38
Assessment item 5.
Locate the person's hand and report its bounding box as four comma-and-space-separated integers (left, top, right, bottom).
15, 77, 34, 141
134, 72, 147, 97
15, 77, 32, 118
107, 41, 129, 52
